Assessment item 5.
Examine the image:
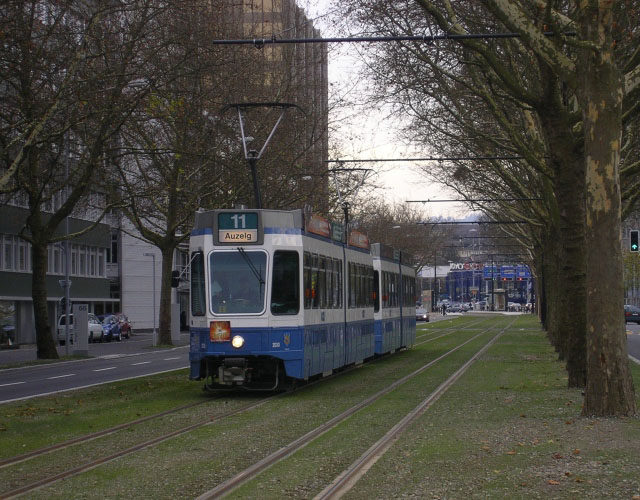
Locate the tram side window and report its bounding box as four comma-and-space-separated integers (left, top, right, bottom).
303, 252, 344, 310
391, 272, 399, 307
191, 252, 205, 316
368, 266, 375, 307
373, 270, 380, 312
311, 253, 319, 308
334, 258, 343, 308
304, 252, 312, 309
318, 256, 327, 308
271, 251, 300, 315
403, 274, 416, 307
382, 271, 388, 309
348, 263, 373, 308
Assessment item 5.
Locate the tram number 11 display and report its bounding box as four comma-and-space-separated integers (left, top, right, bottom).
218, 212, 259, 243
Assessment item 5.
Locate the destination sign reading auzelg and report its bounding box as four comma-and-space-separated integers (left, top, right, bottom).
218, 212, 259, 243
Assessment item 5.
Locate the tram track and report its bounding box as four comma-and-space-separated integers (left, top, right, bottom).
0, 394, 278, 500
0, 356, 394, 499
194, 317, 514, 499
0, 316, 501, 499
0, 399, 213, 470
414, 317, 489, 346
315, 318, 515, 499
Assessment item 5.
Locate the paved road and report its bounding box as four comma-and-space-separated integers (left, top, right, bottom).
0, 332, 189, 404
627, 321, 640, 362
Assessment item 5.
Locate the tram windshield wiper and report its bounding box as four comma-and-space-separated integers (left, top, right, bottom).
237, 247, 265, 285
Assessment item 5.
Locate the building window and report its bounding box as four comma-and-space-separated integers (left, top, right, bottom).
89, 248, 96, 276
98, 249, 105, 277
53, 245, 62, 274
71, 244, 78, 275
79, 246, 86, 276
4, 235, 15, 271
18, 240, 28, 272
107, 231, 118, 264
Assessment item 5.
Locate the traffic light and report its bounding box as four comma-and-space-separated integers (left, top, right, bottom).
171, 270, 180, 287
631, 230, 639, 252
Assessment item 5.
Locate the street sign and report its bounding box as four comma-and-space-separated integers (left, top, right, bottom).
500, 265, 515, 280
483, 265, 498, 280
58, 279, 72, 289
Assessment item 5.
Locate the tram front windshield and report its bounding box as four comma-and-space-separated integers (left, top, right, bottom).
210, 250, 266, 314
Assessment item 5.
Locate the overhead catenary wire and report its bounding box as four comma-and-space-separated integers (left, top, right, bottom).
326, 156, 526, 162
406, 198, 542, 203
211, 32, 576, 46
419, 221, 530, 225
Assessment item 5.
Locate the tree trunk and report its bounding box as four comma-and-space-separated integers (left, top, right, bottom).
579, 6, 636, 416
547, 133, 587, 388
31, 241, 59, 359
556, 168, 587, 388
158, 245, 175, 346
542, 230, 562, 355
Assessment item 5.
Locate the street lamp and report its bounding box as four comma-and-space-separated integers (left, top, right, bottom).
143, 252, 156, 345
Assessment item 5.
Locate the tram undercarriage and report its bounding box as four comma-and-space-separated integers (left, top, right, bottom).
200, 356, 286, 391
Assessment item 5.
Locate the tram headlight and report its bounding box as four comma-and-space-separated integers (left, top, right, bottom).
231, 335, 245, 349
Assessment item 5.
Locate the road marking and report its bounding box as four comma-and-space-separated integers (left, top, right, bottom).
47, 374, 75, 380
0, 381, 25, 388
93, 367, 116, 372
132, 361, 151, 366
164, 357, 181, 361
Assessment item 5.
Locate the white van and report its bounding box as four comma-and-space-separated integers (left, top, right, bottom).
56, 313, 104, 345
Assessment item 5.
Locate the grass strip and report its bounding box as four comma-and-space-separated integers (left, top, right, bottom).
348, 317, 640, 499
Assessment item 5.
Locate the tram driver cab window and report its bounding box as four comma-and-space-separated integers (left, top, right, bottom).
210, 250, 266, 314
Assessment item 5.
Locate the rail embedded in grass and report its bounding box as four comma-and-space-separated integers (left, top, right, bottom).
194, 320, 507, 499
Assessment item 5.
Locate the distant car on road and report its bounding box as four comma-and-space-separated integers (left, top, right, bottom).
625, 304, 640, 324
101, 315, 122, 342
57, 313, 104, 345
114, 313, 132, 339
416, 307, 430, 322
448, 303, 467, 313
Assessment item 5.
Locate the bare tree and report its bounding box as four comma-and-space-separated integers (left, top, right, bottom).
339, 0, 638, 415
0, 0, 168, 358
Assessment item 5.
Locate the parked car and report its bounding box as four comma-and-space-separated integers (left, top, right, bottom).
448, 303, 465, 313
101, 315, 122, 342
624, 304, 640, 324
416, 307, 430, 322
114, 313, 132, 339
57, 313, 104, 345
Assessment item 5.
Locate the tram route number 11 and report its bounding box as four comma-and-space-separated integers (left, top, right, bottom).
231, 214, 247, 229
218, 212, 259, 243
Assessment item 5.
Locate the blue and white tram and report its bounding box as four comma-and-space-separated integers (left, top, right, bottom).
371, 243, 417, 355
188, 207, 414, 390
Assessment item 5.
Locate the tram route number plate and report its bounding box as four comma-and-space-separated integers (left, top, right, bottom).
218, 212, 258, 243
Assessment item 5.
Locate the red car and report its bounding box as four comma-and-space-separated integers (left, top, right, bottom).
114, 313, 132, 338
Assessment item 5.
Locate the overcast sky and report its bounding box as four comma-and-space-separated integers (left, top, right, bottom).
299, 0, 471, 220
